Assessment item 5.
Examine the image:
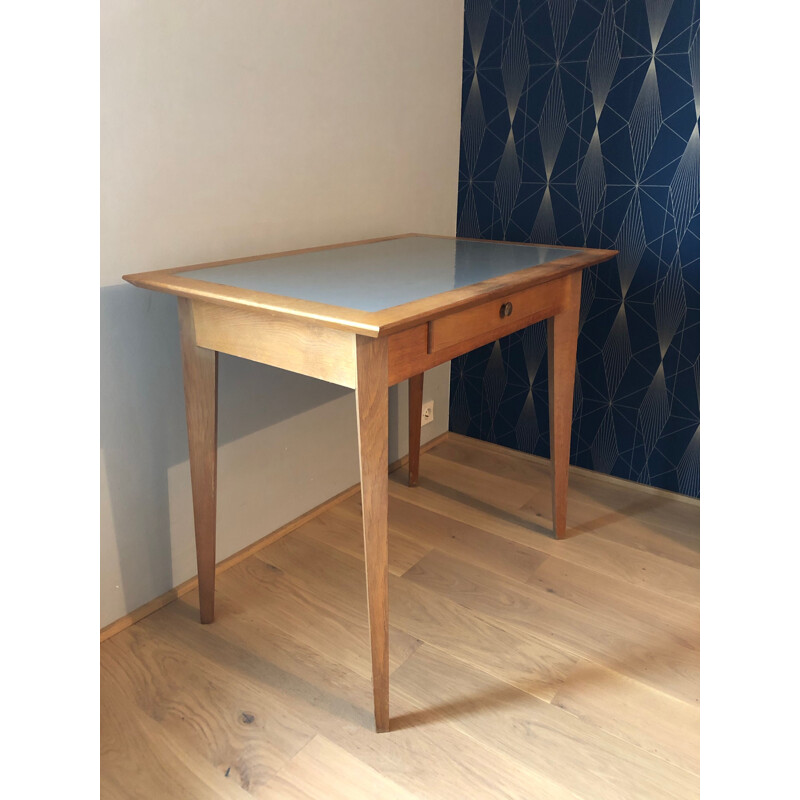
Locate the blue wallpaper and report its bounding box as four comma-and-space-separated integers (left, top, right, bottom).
450, 0, 700, 497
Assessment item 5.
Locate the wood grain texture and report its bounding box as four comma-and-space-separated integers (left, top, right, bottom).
390, 646, 698, 800
547, 272, 581, 539
107, 580, 583, 800
551, 661, 700, 775
298, 498, 434, 578
387, 324, 430, 385
428, 276, 567, 352
100, 433, 449, 642
384, 274, 572, 384
429, 430, 699, 508
103, 628, 315, 795
123, 234, 616, 337
407, 374, 423, 487
101, 434, 699, 799
101, 665, 254, 800
178, 298, 218, 624
402, 549, 698, 704
354, 335, 390, 732
390, 452, 700, 607
432, 436, 700, 568
380, 485, 697, 648
192, 299, 357, 388
225, 555, 420, 681
385, 276, 569, 386
265, 735, 418, 799
267, 533, 580, 704
386, 493, 548, 582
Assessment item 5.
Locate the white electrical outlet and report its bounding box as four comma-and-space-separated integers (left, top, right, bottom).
421, 401, 434, 426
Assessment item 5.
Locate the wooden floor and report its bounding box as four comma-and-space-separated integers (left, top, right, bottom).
101, 433, 700, 799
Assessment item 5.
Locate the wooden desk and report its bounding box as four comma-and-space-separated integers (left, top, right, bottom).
123, 233, 616, 732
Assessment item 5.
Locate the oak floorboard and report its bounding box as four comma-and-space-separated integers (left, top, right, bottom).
389, 479, 699, 649
403, 549, 699, 704
295, 502, 697, 703
391, 645, 699, 800
101, 662, 254, 800
375, 493, 698, 649
102, 627, 316, 797
387, 492, 550, 584
101, 435, 700, 799
551, 661, 700, 775
519, 491, 701, 570
299, 500, 433, 576
264, 736, 417, 799
420, 449, 701, 571
530, 556, 699, 649
435, 436, 700, 567
218, 557, 421, 680
262, 533, 580, 702
140, 590, 583, 799
150, 594, 381, 730
437, 435, 699, 532
389, 466, 699, 606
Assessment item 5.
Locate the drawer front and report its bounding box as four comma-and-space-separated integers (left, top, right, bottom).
428, 277, 569, 354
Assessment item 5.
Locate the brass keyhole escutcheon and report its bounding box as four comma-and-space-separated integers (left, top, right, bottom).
499, 301, 513, 318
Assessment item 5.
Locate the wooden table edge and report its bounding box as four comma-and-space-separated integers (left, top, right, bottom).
123, 235, 618, 338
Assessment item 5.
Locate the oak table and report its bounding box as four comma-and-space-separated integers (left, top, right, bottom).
123, 234, 616, 732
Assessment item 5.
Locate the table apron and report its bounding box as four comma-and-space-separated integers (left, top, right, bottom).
188, 273, 576, 390
190, 299, 358, 388
387, 276, 572, 385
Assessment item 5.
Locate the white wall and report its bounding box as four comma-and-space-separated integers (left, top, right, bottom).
101, 0, 464, 627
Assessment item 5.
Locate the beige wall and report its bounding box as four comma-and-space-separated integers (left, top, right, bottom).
101, 0, 464, 627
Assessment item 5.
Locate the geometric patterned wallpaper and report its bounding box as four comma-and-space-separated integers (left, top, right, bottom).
449, 0, 700, 497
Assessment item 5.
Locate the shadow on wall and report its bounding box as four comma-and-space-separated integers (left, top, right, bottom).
100, 284, 365, 617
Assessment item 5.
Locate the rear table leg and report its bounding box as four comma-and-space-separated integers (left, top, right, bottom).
547, 273, 581, 540
407, 373, 424, 487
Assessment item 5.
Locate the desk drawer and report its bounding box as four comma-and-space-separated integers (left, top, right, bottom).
428, 278, 569, 354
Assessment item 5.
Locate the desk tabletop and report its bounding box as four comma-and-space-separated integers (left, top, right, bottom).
124, 234, 616, 336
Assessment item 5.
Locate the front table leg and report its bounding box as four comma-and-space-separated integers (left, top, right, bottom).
178, 298, 219, 623
354, 335, 390, 732
547, 272, 581, 540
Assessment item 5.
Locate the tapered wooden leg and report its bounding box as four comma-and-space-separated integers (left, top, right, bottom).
407, 373, 424, 487
547, 273, 581, 540
355, 335, 390, 732
178, 298, 219, 624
